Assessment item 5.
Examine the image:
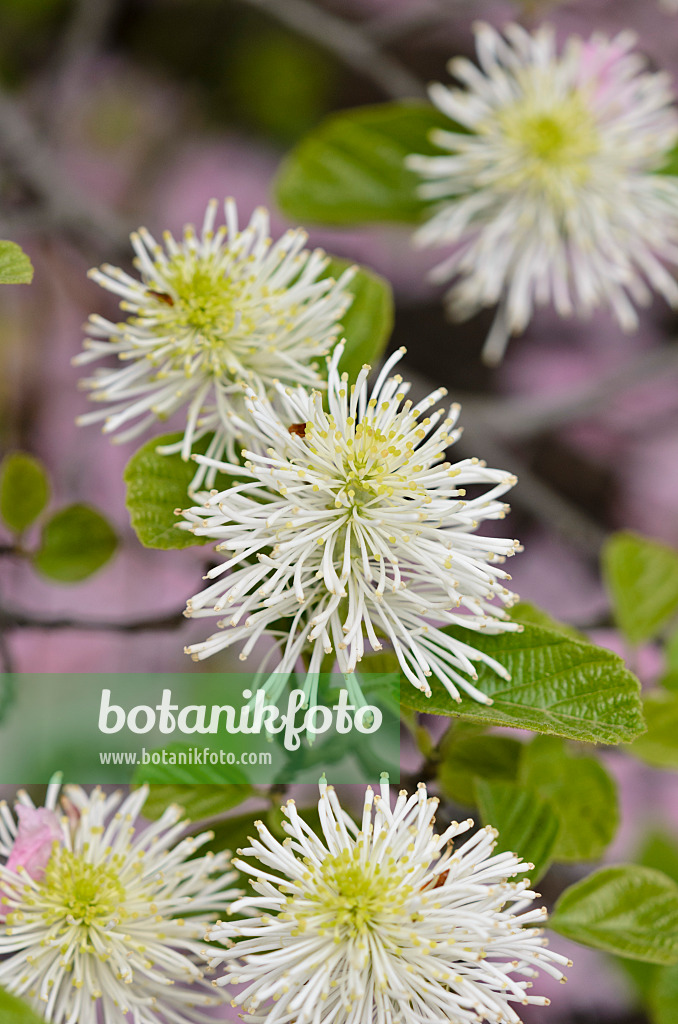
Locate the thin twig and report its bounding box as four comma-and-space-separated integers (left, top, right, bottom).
405, 366, 607, 557
487, 344, 678, 440
47, 0, 122, 141
0, 88, 129, 254
366, 0, 459, 45
0, 606, 186, 634
236, 0, 426, 99
0, 626, 14, 675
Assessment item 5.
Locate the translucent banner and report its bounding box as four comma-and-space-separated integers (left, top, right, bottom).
0, 672, 400, 785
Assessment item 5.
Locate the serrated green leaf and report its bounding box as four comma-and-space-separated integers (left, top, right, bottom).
322, 259, 393, 382
0, 988, 45, 1023
0, 241, 33, 285
602, 531, 678, 645
133, 749, 251, 786
136, 783, 252, 822
628, 691, 678, 770
437, 731, 522, 806
475, 779, 559, 884
651, 964, 678, 1024
274, 101, 454, 224
399, 622, 644, 745
0, 451, 50, 534
510, 602, 583, 640
520, 735, 618, 862
124, 432, 242, 550
550, 866, 678, 964
616, 832, 678, 1001
33, 504, 117, 582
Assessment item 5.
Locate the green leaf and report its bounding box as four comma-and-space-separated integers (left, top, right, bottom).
519, 735, 618, 862
274, 101, 454, 224
136, 783, 252, 822
399, 622, 645, 746
651, 965, 678, 1024
323, 259, 393, 383
628, 691, 678, 770
602, 531, 678, 645
510, 602, 583, 640
475, 779, 560, 884
437, 730, 522, 806
124, 432, 242, 550
658, 145, 678, 177
0, 241, 33, 285
204, 803, 322, 867
639, 832, 678, 887
132, 745, 251, 790
550, 866, 678, 964
0, 989, 45, 1024
617, 832, 678, 1000
32, 504, 117, 582
0, 451, 50, 534
661, 629, 678, 692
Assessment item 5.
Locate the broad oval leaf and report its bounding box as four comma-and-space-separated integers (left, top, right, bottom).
0, 241, 34, 285
550, 865, 678, 964
274, 101, 453, 224
33, 504, 117, 582
628, 691, 678, 771
437, 730, 522, 806
651, 964, 678, 1024
510, 601, 583, 640
0, 987, 45, 1024
399, 621, 645, 746
322, 258, 393, 383
131, 749, 250, 786
519, 735, 619, 863
475, 778, 559, 884
602, 531, 678, 645
140, 785, 250, 822
124, 432, 242, 550
0, 451, 50, 534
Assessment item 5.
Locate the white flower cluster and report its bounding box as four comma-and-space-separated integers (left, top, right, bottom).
0, 781, 238, 1024
76, 198, 355, 489
409, 23, 678, 363
182, 343, 521, 705
206, 778, 570, 1024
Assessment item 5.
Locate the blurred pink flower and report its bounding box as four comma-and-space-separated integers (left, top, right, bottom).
0, 805, 62, 919
5, 805, 61, 881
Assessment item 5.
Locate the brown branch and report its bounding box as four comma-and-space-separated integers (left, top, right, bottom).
0, 606, 186, 634
0, 88, 129, 254
236, 0, 426, 99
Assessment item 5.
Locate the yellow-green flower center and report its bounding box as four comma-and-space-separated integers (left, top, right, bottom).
497, 90, 600, 194
163, 260, 240, 341
303, 848, 412, 938
35, 847, 126, 927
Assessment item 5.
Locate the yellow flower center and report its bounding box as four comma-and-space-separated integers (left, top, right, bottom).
303, 848, 412, 938
497, 89, 600, 196
35, 846, 126, 927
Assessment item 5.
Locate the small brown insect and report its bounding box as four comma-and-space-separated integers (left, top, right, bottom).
288, 423, 307, 438
421, 869, 449, 892
147, 290, 175, 306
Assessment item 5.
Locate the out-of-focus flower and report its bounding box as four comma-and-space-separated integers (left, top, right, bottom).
75, 198, 354, 490
408, 23, 678, 364
0, 781, 238, 1024
181, 343, 520, 705
205, 777, 570, 1024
